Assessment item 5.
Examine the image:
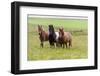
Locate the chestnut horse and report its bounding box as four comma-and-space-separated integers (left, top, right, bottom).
38, 25, 49, 47
59, 28, 72, 48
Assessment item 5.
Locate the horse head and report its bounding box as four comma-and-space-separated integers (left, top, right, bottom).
49, 24, 55, 35
59, 28, 64, 37
38, 25, 43, 35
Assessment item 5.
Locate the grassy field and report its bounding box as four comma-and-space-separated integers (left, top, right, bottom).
28, 17, 88, 61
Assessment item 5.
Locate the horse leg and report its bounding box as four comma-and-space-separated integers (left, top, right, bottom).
49, 42, 53, 48
48, 36, 50, 47
60, 43, 62, 47
52, 42, 55, 48
55, 42, 57, 48
66, 42, 67, 48
49, 43, 52, 48
56, 42, 58, 48
63, 43, 65, 48
69, 40, 72, 48
41, 41, 43, 48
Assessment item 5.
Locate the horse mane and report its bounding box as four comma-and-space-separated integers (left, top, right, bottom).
49, 24, 55, 34
62, 30, 64, 36
59, 28, 64, 36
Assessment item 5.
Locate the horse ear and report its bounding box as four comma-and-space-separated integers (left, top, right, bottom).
62, 28, 64, 30
41, 25, 42, 27
38, 25, 40, 27
58, 28, 60, 31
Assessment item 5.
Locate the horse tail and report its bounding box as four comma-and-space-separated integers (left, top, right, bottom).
69, 33, 72, 47
69, 39, 72, 47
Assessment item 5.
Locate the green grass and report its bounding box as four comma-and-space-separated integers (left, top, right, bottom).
28, 17, 87, 30
27, 17, 88, 61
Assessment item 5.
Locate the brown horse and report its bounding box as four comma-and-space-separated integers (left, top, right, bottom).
38, 25, 49, 47
59, 28, 72, 48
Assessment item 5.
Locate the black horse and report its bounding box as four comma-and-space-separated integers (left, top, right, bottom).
48, 25, 57, 47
